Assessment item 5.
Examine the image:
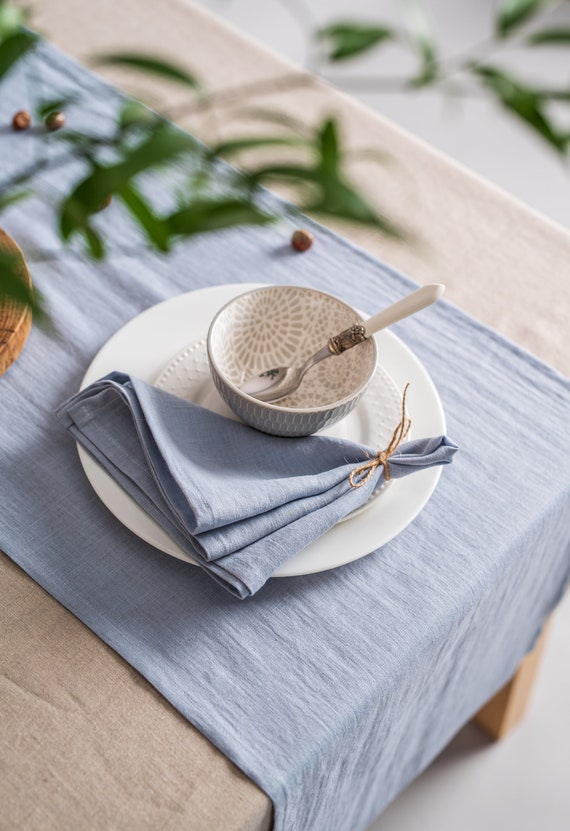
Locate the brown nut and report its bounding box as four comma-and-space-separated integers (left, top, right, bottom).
12, 110, 31, 131
291, 228, 313, 252
45, 111, 66, 131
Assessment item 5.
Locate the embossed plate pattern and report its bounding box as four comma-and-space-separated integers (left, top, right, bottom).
155, 336, 404, 522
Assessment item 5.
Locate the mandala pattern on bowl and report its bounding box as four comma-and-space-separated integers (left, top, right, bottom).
208, 285, 376, 409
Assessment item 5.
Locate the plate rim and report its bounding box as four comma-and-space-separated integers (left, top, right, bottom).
79, 282, 446, 577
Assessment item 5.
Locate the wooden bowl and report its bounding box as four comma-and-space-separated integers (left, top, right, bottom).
0, 228, 32, 377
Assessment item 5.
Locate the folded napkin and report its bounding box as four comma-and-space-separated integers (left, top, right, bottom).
57, 371, 458, 598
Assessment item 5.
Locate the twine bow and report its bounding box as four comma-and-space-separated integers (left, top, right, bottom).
349, 383, 411, 488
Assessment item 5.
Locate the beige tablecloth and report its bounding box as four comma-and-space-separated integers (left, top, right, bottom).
2, 1, 569, 829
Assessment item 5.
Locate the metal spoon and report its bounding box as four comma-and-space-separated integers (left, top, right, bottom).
241, 283, 445, 402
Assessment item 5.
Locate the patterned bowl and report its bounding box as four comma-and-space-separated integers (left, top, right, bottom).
207, 285, 378, 437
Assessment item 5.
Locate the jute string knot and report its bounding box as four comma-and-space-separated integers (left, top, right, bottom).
349, 383, 411, 488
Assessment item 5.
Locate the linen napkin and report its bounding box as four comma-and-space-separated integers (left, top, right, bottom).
57, 371, 458, 598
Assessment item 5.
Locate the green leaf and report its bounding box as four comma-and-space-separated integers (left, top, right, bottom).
168, 198, 272, 236
84, 225, 105, 260
0, 189, 30, 211
36, 96, 77, 120
527, 27, 570, 45
118, 183, 170, 252
402, 0, 439, 87
0, 248, 43, 319
208, 135, 308, 159
496, 0, 555, 38
0, 29, 38, 81
59, 123, 196, 243
0, 2, 28, 39
317, 22, 395, 62
119, 100, 159, 131
95, 53, 200, 90
247, 162, 404, 238
317, 119, 341, 175
304, 174, 404, 237
247, 163, 320, 185
474, 66, 568, 153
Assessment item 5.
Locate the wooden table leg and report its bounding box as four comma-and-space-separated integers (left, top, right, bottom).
474, 619, 552, 740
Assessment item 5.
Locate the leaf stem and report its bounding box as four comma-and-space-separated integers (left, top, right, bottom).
162, 71, 316, 121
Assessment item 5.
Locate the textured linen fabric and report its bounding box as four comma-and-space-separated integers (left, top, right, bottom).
1, 42, 569, 831
57, 371, 457, 597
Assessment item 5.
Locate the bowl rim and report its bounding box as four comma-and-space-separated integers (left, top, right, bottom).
206, 284, 378, 415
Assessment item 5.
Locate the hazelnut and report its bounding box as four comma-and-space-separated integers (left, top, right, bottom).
291, 228, 313, 252
45, 111, 66, 131
12, 110, 31, 131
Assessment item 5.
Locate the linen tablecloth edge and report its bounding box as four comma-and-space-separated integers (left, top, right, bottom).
0, 543, 286, 814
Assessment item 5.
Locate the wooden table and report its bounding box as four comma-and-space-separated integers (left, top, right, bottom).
2, 1, 568, 828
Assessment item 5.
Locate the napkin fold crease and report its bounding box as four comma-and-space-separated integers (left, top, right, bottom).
57, 372, 458, 598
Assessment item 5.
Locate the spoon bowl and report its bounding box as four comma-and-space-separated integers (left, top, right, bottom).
239, 344, 332, 402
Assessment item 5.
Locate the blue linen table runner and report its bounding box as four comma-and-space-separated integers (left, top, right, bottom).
1, 42, 570, 831
57, 371, 457, 598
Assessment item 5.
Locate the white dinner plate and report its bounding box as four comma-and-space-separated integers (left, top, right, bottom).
79, 283, 446, 577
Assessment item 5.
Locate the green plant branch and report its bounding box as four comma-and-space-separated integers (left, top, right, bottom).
161, 71, 316, 121
322, 30, 534, 94
316, 74, 417, 93
317, 0, 570, 156
3, 0, 570, 328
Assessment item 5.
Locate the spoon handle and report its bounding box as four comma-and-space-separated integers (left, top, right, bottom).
363, 283, 444, 338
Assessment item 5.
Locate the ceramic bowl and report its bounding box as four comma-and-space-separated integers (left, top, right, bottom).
207, 285, 378, 437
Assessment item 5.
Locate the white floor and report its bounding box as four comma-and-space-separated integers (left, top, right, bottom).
190, 2, 570, 829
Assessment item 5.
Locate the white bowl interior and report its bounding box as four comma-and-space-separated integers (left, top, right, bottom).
208, 286, 376, 409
